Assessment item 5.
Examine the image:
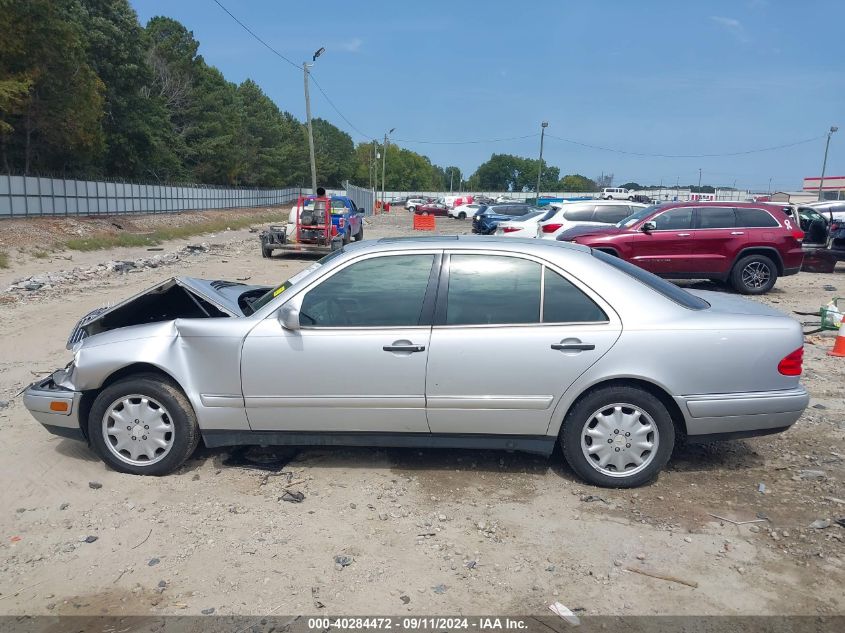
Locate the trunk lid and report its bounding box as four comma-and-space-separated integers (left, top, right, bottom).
686, 290, 789, 318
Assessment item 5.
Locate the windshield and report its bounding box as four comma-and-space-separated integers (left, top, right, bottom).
246, 248, 346, 314
616, 204, 661, 228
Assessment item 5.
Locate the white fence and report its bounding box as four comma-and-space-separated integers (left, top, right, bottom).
0, 173, 301, 218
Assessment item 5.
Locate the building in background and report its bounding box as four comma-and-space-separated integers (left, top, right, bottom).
803, 175, 845, 200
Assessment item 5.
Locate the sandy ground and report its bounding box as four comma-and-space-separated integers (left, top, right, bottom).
0, 209, 842, 618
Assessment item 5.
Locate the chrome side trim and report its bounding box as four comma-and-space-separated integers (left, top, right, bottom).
426, 395, 554, 410
243, 395, 425, 409
200, 395, 245, 408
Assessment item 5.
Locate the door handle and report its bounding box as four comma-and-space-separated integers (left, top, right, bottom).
676, 233, 691, 237
383, 344, 426, 353
551, 343, 595, 351
730, 231, 745, 235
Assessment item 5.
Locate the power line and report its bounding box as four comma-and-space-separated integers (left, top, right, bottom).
308, 74, 372, 140
545, 133, 825, 158
210, 0, 299, 70
393, 133, 540, 145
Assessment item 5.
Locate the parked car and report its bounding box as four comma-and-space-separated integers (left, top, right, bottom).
449, 203, 484, 220
538, 201, 649, 240
600, 187, 634, 200
556, 202, 805, 294
472, 203, 538, 234
493, 210, 547, 237
405, 198, 428, 212
24, 237, 808, 487
414, 202, 450, 216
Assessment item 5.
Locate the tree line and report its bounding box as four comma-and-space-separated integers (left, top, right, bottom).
1, 1, 613, 193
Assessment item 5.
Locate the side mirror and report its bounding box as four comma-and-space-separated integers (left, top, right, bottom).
641, 221, 656, 233
278, 304, 301, 330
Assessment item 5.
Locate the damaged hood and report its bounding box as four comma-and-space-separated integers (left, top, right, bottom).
67, 277, 270, 349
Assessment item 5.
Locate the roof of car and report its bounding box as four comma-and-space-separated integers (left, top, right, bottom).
347, 235, 592, 254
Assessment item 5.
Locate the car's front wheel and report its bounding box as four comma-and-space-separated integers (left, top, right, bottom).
730, 254, 777, 294
560, 385, 675, 488
88, 375, 200, 476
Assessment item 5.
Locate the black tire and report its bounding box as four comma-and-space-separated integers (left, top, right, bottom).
88, 375, 200, 476
458, 212, 467, 220
261, 245, 272, 258
730, 254, 777, 295
560, 384, 675, 488
628, 196, 634, 201
342, 228, 351, 245
408, 206, 415, 213
353, 223, 364, 241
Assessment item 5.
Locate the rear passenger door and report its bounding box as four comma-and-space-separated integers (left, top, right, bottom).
693, 206, 741, 275
425, 252, 621, 436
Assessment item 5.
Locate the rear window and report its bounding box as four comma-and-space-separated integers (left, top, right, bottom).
591, 250, 710, 310
594, 205, 633, 224
562, 205, 595, 221
735, 208, 780, 228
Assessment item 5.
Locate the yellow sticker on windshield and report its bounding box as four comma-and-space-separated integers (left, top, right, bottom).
272, 285, 287, 297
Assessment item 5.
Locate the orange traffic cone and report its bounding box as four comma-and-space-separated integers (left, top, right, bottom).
830, 321, 845, 357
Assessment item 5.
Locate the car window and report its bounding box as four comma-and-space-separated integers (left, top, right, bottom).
593, 205, 632, 224
562, 205, 595, 221
697, 206, 736, 229
617, 204, 660, 228
300, 254, 434, 327
330, 199, 347, 211
735, 208, 780, 228
446, 255, 540, 325
652, 207, 693, 230
592, 250, 710, 310
540, 207, 559, 222
543, 269, 607, 322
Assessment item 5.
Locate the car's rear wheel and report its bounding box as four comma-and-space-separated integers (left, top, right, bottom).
261, 245, 272, 258
353, 223, 364, 241
560, 385, 675, 488
730, 254, 777, 294
342, 228, 351, 245
88, 375, 200, 476
458, 212, 466, 220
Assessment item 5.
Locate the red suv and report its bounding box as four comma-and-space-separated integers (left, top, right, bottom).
556, 202, 805, 294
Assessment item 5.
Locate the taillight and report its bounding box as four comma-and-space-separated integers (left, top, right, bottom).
502, 227, 520, 233
791, 229, 804, 242
331, 225, 338, 236
831, 222, 840, 231
777, 347, 803, 376
541, 223, 563, 233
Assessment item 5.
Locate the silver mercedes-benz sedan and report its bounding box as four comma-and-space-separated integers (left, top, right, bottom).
23, 236, 808, 487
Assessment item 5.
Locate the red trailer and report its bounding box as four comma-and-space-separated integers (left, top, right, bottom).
260, 195, 344, 258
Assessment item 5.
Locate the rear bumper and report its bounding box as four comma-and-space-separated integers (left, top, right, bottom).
23, 376, 85, 441
677, 386, 808, 437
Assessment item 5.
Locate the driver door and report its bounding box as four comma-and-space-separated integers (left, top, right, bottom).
240, 252, 439, 432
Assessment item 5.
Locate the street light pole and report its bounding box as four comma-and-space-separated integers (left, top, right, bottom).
302, 47, 325, 194
698, 168, 702, 192
536, 121, 548, 202
381, 128, 395, 212
818, 125, 839, 201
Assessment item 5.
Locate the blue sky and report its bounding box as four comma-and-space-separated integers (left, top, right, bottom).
132, 0, 844, 191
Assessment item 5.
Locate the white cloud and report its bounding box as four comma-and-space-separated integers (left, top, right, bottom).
709, 16, 750, 43
336, 38, 362, 53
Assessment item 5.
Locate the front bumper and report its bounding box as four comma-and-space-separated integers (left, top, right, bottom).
23, 376, 85, 441
677, 386, 809, 437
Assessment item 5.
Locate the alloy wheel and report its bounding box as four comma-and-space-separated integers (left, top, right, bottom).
102, 394, 175, 466
580, 403, 658, 478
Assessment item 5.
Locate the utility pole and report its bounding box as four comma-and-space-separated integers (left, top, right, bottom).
381, 128, 395, 212
818, 125, 839, 201
449, 169, 453, 194
697, 168, 702, 192
767, 177, 772, 194
302, 47, 325, 194
536, 121, 548, 202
